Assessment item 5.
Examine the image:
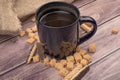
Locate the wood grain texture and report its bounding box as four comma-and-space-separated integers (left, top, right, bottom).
0, 35, 15, 44
1, 0, 120, 80
1, 15, 120, 80
80, 0, 120, 26
80, 16, 120, 60
23, 68, 62, 80
0, 0, 97, 74
0, 36, 32, 73
73, 0, 95, 8
0, 63, 49, 80
0, 18, 36, 73
3, 14, 120, 80
82, 49, 120, 80
0, 63, 62, 80
80, 16, 120, 79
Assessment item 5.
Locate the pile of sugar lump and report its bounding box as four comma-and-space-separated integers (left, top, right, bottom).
19, 19, 96, 79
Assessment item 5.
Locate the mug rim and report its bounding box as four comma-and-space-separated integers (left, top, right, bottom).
35, 1, 80, 29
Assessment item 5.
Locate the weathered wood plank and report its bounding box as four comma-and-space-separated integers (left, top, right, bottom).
73, 0, 95, 8
1, 15, 120, 80
23, 68, 62, 80
82, 49, 120, 80
0, 35, 15, 44
79, 16, 120, 60
80, 16, 120, 79
0, 63, 49, 80
80, 0, 120, 26
1, 67, 62, 80
1, 0, 120, 79
0, 18, 36, 73
0, 36, 32, 72
0, 0, 97, 74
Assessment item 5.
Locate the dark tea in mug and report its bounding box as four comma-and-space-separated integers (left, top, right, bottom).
40, 11, 77, 27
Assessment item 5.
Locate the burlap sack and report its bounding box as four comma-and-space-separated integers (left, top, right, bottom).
14, 0, 74, 21
0, 0, 22, 35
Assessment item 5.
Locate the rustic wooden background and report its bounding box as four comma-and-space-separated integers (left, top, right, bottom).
0, 0, 120, 80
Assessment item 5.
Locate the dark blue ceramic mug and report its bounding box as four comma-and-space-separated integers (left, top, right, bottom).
36, 2, 97, 58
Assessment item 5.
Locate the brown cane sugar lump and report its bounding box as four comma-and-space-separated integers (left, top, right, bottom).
28, 32, 35, 38
64, 72, 74, 80
66, 62, 74, 71
26, 28, 33, 33
59, 68, 69, 77
74, 52, 80, 56
112, 28, 119, 34
74, 63, 83, 72
76, 47, 81, 52
55, 62, 64, 70
34, 35, 40, 42
49, 58, 57, 67
64, 74, 72, 80
64, 64, 82, 80
76, 62, 81, 66
33, 55, 40, 63
19, 30, 25, 37
31, 17, 36, 22
73, 53, 82, 63
66, 56, 75, 63
70, 64, 83, 79
81, 23, 92, 33
88, 43, 96, 53
83, 54, 91, 62
79, 49, 87, 56
80, 59, 88, 66
26, 38, 35, 44
75, 63, 83, 69
60, 60, 67, 67
43, 57, 50, 66
31, 25, 37, 32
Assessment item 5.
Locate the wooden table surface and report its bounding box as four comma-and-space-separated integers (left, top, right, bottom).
0, 0, 120, 80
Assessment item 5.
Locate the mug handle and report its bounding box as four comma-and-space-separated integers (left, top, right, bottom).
77, 16, 97, 45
